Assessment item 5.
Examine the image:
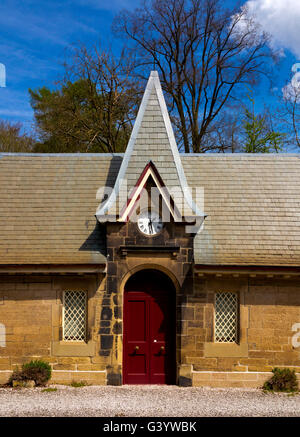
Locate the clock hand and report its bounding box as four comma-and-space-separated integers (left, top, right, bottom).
148, 218, 153, 234
147, 214, 154, 234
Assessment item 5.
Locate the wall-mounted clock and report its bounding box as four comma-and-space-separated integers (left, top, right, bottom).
137, 210, 163, 236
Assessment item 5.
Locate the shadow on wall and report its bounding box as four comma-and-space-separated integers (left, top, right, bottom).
79, 155, 123, 257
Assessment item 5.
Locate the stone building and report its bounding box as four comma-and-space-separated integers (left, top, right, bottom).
0, 71, 300, 387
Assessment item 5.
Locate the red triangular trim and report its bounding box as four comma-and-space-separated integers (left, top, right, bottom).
118, 161, 181, 222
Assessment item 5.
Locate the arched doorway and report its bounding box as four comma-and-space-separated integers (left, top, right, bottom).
123, 269, 176, 384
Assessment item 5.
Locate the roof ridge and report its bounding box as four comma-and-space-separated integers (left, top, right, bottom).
0, 153, 124, 157
181, 153, 300, 157
1, 152, 299, 158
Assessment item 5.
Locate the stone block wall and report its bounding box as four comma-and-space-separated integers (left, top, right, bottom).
105, 220, 195, 384
181, 275, 300, 387
0, 271, 300, 387
0, 274, 108, 385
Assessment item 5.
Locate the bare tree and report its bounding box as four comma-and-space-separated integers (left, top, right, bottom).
30, 45, 140, 153
281, 78, 300, 149
63, 45, 140, 152
200, 109, 242, 153
113, 0, 273, 152
0, 120, 35, 152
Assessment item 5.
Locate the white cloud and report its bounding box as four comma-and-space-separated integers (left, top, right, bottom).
242, 0, 300, 58
282, 67, 300, 103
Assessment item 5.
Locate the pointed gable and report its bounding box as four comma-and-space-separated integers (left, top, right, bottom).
118, 161, 182, 222
96, 71, 204, 222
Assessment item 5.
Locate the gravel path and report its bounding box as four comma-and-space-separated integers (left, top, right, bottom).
0, 385, 299, 417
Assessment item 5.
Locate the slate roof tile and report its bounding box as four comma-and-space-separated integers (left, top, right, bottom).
0, 153, 300, 266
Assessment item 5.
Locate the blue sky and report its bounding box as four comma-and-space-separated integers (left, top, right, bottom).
0, 0, 139, 132
0, 0, 299, 135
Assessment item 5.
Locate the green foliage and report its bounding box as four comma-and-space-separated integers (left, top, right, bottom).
9, 360, 52, 387
263, 368, 298, 393
70, 380, 88, 387
242, 90, 285, 153
22, 360, 52, 386
29, 78, 134, 153
42, 387, 57, 392
9, 366, 23, 384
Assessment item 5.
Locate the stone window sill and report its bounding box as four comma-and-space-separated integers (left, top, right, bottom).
51, 340, 95, 357
204, 342, 248, 358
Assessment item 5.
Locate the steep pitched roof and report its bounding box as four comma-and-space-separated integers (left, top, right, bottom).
183, 154, 300, 266
96, 71, 204, 221
0, 153, 300, 267
0, 153, 122, 265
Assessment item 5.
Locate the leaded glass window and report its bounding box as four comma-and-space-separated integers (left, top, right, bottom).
215, 292, 238, 343
63, 291, 87, 341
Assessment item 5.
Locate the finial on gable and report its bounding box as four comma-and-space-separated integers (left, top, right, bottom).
150, 70, 159, 78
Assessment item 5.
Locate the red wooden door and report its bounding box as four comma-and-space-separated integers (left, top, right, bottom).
123, 271, 176, 385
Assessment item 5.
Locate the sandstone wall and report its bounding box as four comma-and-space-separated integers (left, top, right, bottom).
0, 274, 107, 385
0, 273, 299, 387
183, 275, 300, 387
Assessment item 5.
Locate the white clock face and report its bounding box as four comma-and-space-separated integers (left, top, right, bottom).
137, 210, 163, 236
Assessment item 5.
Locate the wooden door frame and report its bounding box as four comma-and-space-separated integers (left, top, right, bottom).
121, 265, 179, 385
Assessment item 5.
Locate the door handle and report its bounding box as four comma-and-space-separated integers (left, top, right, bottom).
160, 346, 165, 351
134, 346, 139, 351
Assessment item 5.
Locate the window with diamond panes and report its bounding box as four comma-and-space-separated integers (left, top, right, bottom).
214, 292, 238, 343
63, 291, 87, 341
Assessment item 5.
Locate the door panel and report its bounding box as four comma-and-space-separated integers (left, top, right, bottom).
123, 271, 176, 385
124, 294, 149, 384
150, 295, 175, 384
128, 299, 147, 341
